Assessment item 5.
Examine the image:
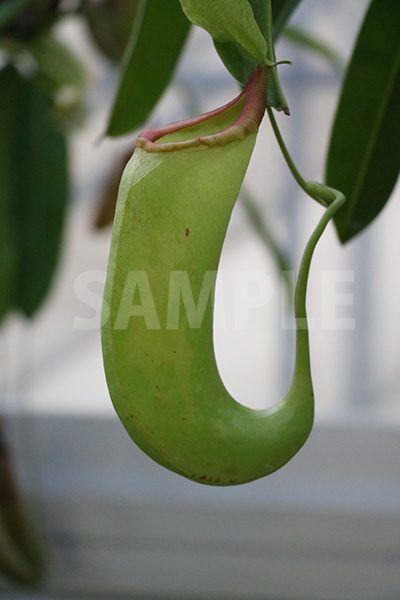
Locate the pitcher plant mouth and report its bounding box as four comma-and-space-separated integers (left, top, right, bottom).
136, 66, 267, 153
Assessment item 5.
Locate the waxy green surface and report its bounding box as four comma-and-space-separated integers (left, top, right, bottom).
102, 68, 341, 485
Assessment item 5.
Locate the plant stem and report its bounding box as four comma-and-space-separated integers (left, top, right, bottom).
265, 0, 290, 114
267, 105, 307, 190
267, 105, 336, 208
264, 1, 342, 210
0, 419, 45, 586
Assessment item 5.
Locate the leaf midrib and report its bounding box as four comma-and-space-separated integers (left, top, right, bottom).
346, 45, 400, 223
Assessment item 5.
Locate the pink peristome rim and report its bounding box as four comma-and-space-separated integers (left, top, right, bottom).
136, 66, 267, 153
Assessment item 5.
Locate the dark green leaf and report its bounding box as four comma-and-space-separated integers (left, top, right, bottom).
212, 0, 268, 78
0, 66, 19, 322
325, 0, 400, 243
106, 0, 190, 137
213, 39, 256, 86
16, 76, 68, 316
271, 0, 302, 39
0, 64, 69, 319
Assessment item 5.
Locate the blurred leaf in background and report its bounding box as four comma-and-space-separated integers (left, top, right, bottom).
0, 0, 92, 325
29, 31, 88, 129
283, 25, 343, 73
0, 65, 68, 322
106, 0, 190, 137
0, 66, 18, 323
82, 0, 140, 62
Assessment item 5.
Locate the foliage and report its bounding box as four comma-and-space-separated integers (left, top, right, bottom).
326, 0, 400, 242
0, 65, 68, 319
106, 0, 190, 136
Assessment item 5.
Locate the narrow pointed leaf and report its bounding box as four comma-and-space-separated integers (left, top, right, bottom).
0, 66, 19, 322
325, 0, 400, 243
0, 65, 68, 319
106, 0, 190, 137
15, 76, 68, 316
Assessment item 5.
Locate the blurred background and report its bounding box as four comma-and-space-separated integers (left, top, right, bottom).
1, 0, 399, 598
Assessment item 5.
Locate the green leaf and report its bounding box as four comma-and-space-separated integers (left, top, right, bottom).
212, 0, 268, 82
213, 0, 295, 112
214, 40, 256, 86
180, 0, 267, 63
271, 0, 302, 38
15, 75, 69, 317
325, 0, 400, 243
28, 31, 88, 129
106, 0, 190, 137
0, 65, 69, 319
